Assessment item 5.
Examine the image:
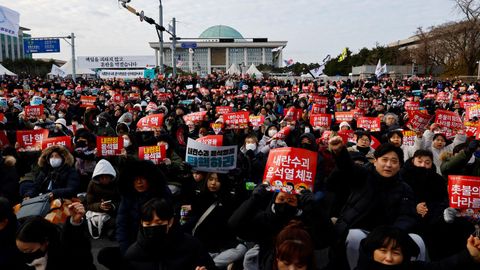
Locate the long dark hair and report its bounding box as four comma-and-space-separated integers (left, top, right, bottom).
16, 216, 61, 252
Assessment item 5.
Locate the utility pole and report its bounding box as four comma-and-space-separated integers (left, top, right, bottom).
159, 0, 164, 75
71, 33, 76, 83
172, 17, 176, 78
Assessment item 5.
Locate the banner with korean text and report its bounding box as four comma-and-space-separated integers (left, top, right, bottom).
16, 129, 49, 152
249, 115, 265, 127
196, 135, 223, 146
185, 138, 237, 173
406, 111, 432, 131
357, 117, 381, 132
25, 105, 44, 118
138, 145, 166, 164
263, 147, 317, 194
96, 137, 123, 157
80, 96, 96, 108
448, 175, 480, 220
310, 114, 331, 129
434, 110, 464, 132
335, 111, 354, 123
183, 111, 207, 124
224, 111, 249, 129
136, 114, 164, 131
41, 136, 72, 151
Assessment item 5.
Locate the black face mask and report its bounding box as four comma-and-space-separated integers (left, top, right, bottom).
75, 141, 87, 148
357, 145, 370, 155
142, 224, 168, 243
274, 203, 298, 218
301, 143, 312, 150
22, 249, 47, 263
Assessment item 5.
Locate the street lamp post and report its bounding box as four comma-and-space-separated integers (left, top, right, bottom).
477, 60, 480, 80
158, 0, 164, 75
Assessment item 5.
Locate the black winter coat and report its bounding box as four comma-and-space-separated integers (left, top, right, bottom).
22, 165, 80, 199
125, 225, 216, 270
333, 148, 417, 237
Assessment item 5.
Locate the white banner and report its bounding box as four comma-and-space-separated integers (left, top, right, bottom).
0, 5, 20, 37
98, 69, 145, 79
77, 55, 156, 69
185, 138, 237, 173
50, 64, 66, 77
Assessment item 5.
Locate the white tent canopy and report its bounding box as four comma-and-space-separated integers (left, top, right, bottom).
60, 60, 95, 76
246, 64, 263, 78
226, 63, 241, 75
0, 63, 16, 76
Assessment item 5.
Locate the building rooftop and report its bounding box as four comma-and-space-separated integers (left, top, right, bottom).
199, 25, 244, 39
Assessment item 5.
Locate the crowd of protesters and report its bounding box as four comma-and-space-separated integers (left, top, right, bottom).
1, 73, 480, 270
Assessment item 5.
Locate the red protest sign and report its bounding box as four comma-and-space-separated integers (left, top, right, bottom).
338, 130, 355, 144
210, 123, 223, 135
357, 117, 381, 132
25, 105, 44, 118
224, 111, 249, 129
460, 102, 480, 109
310, 114, 332, 129
312, 95, 328, 106
80, 96, 96, 108
196, 135, 223, 146
183, 111, 207, 124
406, 111, 432, 131
370, 136, 381, 150
16, 129, 49, 152
111, 94, 124, 104
465, 122, 479, 137
136, 114, 164, 131
263, 147, 317, 194
448, 175, 480, 210
283, 107, 303, 121
311, 104, 327, 114
355, 100, 370, 110
138, 145, 166, 164
0, 113, 3, 122
272, 126, 292, 140
465, 104, 480, 121
436, 92, 449, 103
404, 101, 420, 111
55, 100, 69, 111
96, 136, 123, 156
434, 110, 464, 131
215, 106, 233, 115
335, 111, 354, 123
249, 115, 265, 127
41, 136, 72, 151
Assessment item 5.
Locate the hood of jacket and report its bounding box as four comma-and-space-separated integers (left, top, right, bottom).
92, 159, 117, 179
38, 145, 74, 168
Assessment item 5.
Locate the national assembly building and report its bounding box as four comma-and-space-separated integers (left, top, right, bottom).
149, 25, 287, 75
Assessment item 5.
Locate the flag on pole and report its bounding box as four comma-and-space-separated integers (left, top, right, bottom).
375, 60, 387, 78
338, 48, 348, 62
271, 46, 285, 52
309, 65, 325, 78
284, 59, 294, 67
176, 55, 183, 68
0, 5, 19, 37
50, 64, 66, 77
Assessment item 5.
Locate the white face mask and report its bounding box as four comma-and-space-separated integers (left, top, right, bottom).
304, 127, 310, 133
58, 113, 65, 118
123, 139, 131, 148
268, 129, 277, 137
245, 143, 257, 151
49, 158, 63, 168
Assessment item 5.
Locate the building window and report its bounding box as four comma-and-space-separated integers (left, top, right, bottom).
265, 48, 273, 65
247, 48, 262, 66
228, 48, 244, 66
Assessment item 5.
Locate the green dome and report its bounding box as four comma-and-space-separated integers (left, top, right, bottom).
199, 25, 244, 39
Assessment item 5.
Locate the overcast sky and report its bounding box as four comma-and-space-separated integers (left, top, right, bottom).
1, 0, 463, 64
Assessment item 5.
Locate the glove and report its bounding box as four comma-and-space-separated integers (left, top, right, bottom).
252, 184, 269, 200
299, 189, 314, 206
467, 140, 480, 155
443, 207, 459, 223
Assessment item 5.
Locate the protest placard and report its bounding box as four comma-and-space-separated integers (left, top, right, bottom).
80, 96, 96, 108
434, 110, 464, 131
357, 117, 381, 132
136, 114, 164, 131
96, 136, 123, 156
310, 114, 332, 129
224, 111, 249, 129
215, 106, 233, 115
404, 101, 420, 111
448, 175, 480, 220
138, 145, 166, 164
41, 136, 72, 151
210, 123, 223, 135
355, 99, 370, 110
335, 111, 354, 123
183, 111, 207, 124
249, 115, 265, 127
24, 105, 44, 118
197, 135, 223, 146
402, 130, 417, 147
272, 126, 292, 140
185, 138, 237, 173
16, 129, 49, 152
466, 104, 480, 120
406, 111, 432, 131
263, 147, 317, 194
311, 103, 327, 114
